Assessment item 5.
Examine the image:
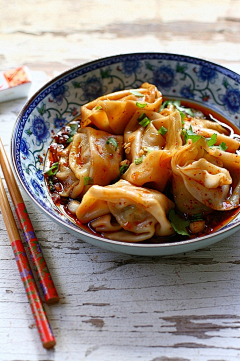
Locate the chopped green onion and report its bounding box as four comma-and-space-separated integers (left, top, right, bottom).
130, 90, 144, 97
120, 164, 129, 174
134, 156, 143, 165
106, 137, 118, 151
169, 209, 190, 236
44, 162, 59, 176
158, 126, 168, 136
84, 177, 94, 186
95, 105, 102, 110
138, 113, 147, 121
136, 102, 147, 108
139, 116, 151, 127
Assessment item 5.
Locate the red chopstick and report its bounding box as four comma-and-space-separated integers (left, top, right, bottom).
0, 138, 59, 304
0, 174, 56, 349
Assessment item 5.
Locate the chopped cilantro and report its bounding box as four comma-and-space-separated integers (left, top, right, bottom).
206, 133, 217, 147
160, 99, 194, 117
215, 142, 228, 151
182, 126, 202, 143
158, 126, 168, 136
169, 209, 190, 236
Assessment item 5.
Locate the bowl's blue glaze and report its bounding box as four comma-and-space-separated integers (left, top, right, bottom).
11, 53, 240, 255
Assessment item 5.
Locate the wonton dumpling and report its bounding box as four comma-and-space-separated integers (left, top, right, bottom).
122, 109, 182, 191
171, 138, 240, 213
184, 118, 240, 153
80, 83, 162, 135
70, 126, 123, 190
208, 147, 240, 209
56, 127, 123, 199
76, 180, 175, 242
55, 144, 84, 198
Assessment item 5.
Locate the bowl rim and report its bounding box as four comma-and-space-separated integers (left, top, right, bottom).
11, 51, 240, 250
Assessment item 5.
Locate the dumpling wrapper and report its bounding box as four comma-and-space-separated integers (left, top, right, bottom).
56, 127, 123, 198
123, 109, 182, 192
76, 179, 175, 242
171, 138, 240, 213
55, 144, 84, 198
80, 83, 162, 135
184, 117, 240, 153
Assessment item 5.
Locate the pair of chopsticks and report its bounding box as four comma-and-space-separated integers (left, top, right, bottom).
0, 138, 59, 349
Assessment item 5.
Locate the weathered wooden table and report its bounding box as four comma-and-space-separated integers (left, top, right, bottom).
1, 1, 240, 360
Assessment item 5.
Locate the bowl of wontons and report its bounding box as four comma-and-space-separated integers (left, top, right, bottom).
11, 53, 240, 256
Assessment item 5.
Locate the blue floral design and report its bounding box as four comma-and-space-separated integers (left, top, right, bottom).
51, 85, 69, 105
30, 115, 50, 145
197, 66, 218, 83
30, 178, 44, 196
180, 85, 195, 99
54, 115, 67, 129
20, 138, 30, 158
219, 86, 240, 114
36, 169, 44, 181
81, 75, 104, 101
153, 65, 175, 90
122, 60, 142, 77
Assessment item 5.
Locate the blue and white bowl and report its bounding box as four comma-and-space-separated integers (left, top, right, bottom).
11, 53, 240, 256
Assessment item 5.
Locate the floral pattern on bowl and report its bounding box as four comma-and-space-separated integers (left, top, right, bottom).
11, 53, 240, 256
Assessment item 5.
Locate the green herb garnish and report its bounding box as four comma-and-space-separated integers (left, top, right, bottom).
169, 209, 190, 236
95, 105, 102, 110
67, 123, 79, 143
215, 142, 228, 151
84, 177, 94, 186
191, 213, 204, 222
160, 100, 194, 117
106, 137, 118, 151
206, 133, 217, 147
182, 126, 202, 143
138, 113, 146, 121
139, 116, 151, 127
120, 164, 129, 175
48, 177, 56, 192
134, 156, 143, 165
158, 126, 168, 136
44, 162, 59, 176
136, 102, 147, 108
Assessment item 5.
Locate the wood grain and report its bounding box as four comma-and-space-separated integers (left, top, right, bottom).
0, 0, 240, 360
